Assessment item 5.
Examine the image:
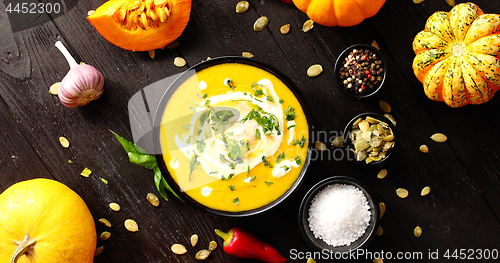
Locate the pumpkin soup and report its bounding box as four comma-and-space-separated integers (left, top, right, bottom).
159, 63, 308, 212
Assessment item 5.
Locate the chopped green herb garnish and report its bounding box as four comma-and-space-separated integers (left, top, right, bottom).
256, 129, 261, 140
228, 173, 234, 180
202, 93, 208, 99
199, 111, 211, 126
220, 154, 228, 162
282, 165, 290, 172
211, 110, 235, 125
189, 155, 202, 181
186, 136, 192, 144
209, 171, 219, 175
250, 175, 256, 182
229, 185, 236, 191
262, 156, 274, 168
182, 124, 193, 129
292, 136, 307, 148
226, 79, 236, 90
252, 83, 264, 97
196, 140, 206, 153
267, 96, 274, 102
287, 125, 296, 130
276, 152, 285, 164
295, 155, 302, 165
205, 100, 211, 106
229, 162, 236, 170
233, 197, 240, 205
196, 128, 202, 136
285, 105, 297, 121
189, 107, 196, 112
254, 89, 264, 97
247, 165, 251, 175
264, 181, 274, 186
279, 98, 284, 104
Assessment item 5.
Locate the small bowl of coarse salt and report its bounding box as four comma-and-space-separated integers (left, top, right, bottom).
298, 176, 379, 252
334, 44, 387, 99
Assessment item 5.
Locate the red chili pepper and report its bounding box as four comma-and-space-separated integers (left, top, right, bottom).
215, 227, 287, 263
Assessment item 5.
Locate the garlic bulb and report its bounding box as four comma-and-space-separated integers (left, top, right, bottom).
55, 41, 104, 108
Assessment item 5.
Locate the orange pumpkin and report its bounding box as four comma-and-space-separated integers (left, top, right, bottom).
412, 2, 500, 107
292, 0, 386, 27
88, 0, 192, 51
0, 179, 96, 263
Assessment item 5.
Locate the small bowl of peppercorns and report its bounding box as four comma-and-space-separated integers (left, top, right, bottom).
334, 44, 386, 99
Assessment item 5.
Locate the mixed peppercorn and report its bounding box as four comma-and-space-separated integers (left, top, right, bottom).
339, 49, 384, 95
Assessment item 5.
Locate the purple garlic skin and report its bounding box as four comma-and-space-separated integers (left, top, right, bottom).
58, 64, 104, 108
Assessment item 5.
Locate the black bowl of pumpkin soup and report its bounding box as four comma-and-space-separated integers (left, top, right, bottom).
152, 57, 312, 217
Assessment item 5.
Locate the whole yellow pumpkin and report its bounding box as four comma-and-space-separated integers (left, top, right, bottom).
412, 2, 500, 107
0, 178, 97, 263
292, 0, 386, 27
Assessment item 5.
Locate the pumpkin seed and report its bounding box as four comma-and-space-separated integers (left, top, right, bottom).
396, 188, 409, 198
99, 218, 112, 227
445, 0, 455, 7
80, 167, 92, 177
208, 241, 217, 251
377, 169, 387, 179
236, 1, 249, 13
373, 258, 384, 263
331, 136, 344, 148
371, 40, 380, 50
421, 186, 431, 196
148, 50, 155, 59
302, 19, 314, 32
280, 24, 290, 34
307, 259, 317, 263
59, 136, 70, 148
49, 82, 60, 95
94, 246, 104, 257
191, 234, 199, 247
166, 40, 179, 49
413, 0, 425, 3
315, 141, 327, 151
384, 114, 396, 126
242, 52, 254, 58
174, 57, 186, 67
419, 144, 429, 153
379, 202, 386, 219
147, 193, 160, 206
253, 16, 268, 32
379, 100, 391, 113
101, 178, 108, 184
171, 243, 187, 255
414, 226, 422, 237
195, 249, 211, 260
109, 203, 121, 211
430, 133, 447, 142
376, 225, 383, 236
99, 231, 111, 240
307, 64, 323, 77
87, 10, 95, 16
124, 219, 139, 232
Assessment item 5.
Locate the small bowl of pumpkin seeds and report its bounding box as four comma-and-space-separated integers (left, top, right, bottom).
343, 113, 396, 166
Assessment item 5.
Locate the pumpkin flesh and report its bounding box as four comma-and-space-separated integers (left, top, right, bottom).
88, 0, 192, 51
412, 2, 500, 107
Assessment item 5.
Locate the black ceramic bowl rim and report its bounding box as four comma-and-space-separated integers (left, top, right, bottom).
298, 176, 379, 252
152, 56, 313, 218
342, 112, 397, 167
333, 44, 387, 100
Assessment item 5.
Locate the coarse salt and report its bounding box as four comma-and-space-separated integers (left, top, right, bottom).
308, 184, 371, 247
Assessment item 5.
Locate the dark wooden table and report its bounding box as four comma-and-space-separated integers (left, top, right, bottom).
1, 0, 500, 262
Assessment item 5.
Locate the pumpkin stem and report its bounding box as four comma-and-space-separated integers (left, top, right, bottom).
10, 234, 37, 263
452, 45, 465, 57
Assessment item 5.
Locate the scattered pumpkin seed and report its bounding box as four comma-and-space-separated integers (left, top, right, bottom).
99, 218, 112, 227
350, 116, 395, 164
166, 40, 179, 49
396, 188, 409, 198
191, 234, 199, 247
371, 40, 380, 50
59, 136, 70, 148
146, 193, 160, 206
87, 10, 95, 16
419, 144, 429, 153
254, 16, 269, 32
373, 258, 384, 263
307, 64, 323, 77
315, 141, 327, 151
413, 0, 426, 4
49, 82, 60, 95
376, 225, 383, 236
236, 1, 249, 13
379, 100, 391, 113
99, 231, 111, 240
280, 24, 290, 34
445, 0, 455, 7
109, 202, 121, 211
421, 186, 431, 196
384, 114, 396, 126
377, 169, 387, 179
302, 19, 314, 32
124, 219, 139, 232
171, 243, 187, 255
307, 259, 317, 263
80, 167, 92, 177
94, 246, 104, 257
195, 249, 211, 260
414, 226, 422, 237
331, 136, 344, 148
174, 57, 186, 67
208, 241, 217, 251
68, 159, 74, 164
148, 50, 155, 59
101, 178, 108, 184
379, 202, 386, 219
430, 133, 447, 142
242, 52, 254, 58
